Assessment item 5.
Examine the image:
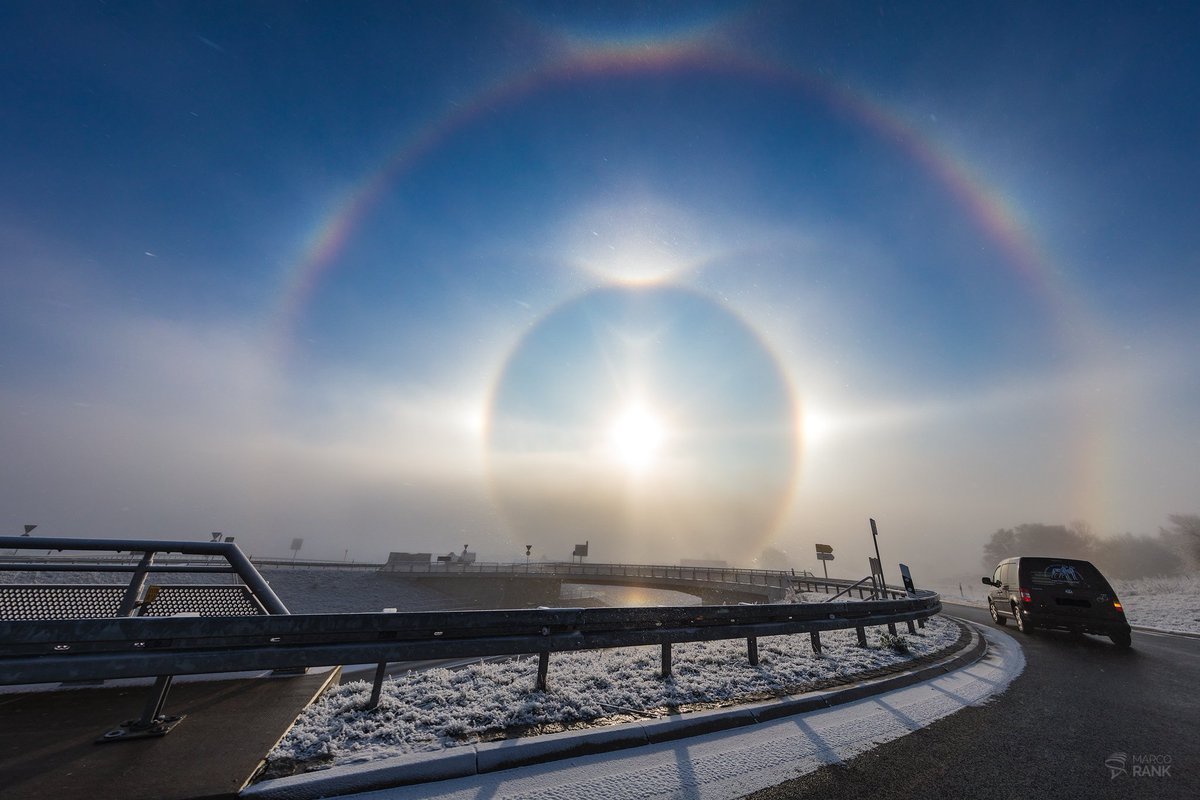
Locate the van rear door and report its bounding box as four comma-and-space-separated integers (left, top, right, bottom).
1019, 558, 1116, 623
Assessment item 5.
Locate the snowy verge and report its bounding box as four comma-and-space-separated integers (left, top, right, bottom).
264, 615, 959, 778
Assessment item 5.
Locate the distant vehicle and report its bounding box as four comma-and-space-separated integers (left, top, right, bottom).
981, 557, 1131, 648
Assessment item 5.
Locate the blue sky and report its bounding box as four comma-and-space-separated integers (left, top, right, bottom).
1, 2, 1197, 575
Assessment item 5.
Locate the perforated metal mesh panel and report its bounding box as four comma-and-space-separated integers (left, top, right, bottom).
0, 585, 125, 620
139, 585, 267, 617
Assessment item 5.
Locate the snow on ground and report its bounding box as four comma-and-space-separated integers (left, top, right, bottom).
325, 627, 1026, 800
926, 573, 1200, 634
1110, 574, 1200, 633
266, 615, 959, 774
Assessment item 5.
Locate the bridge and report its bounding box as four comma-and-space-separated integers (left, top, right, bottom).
378, 556, 804, 606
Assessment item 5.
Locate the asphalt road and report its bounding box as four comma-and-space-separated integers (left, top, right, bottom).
745, 606, 1200, 800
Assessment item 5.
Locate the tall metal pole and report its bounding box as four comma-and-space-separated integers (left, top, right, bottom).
870, 518, 886, 594
822, 559, 828, 580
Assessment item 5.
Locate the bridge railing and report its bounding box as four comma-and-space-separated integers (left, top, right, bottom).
0, 536, 290, 616
382, 559, 797, 588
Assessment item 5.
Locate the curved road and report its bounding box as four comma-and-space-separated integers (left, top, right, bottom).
747, 605, 1200, 800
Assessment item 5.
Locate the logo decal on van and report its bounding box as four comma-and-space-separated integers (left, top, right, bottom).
1046, 564, 1082, 583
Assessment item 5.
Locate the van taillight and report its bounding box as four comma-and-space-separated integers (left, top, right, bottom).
1020, 588, 1032, 603
1113, 598, 1124, 613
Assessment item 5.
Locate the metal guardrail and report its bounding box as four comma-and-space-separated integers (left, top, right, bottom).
790, 574, 912, 600
0, 539, 940, 721
0, 590, 941, 703
0, 537, 290, 615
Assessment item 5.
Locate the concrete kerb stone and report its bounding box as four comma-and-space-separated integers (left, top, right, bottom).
241, 618, 985, 800
476, 724, 649, 773
241, 748, 478, 800
640, 706, 759, 745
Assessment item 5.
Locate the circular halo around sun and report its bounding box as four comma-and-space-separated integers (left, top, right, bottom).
486, 285, 799, 564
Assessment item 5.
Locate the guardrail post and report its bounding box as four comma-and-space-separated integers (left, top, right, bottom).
661, 643, 672, 678
747, 636, 759, 666
917, 617, 925, 628
887, 622, 897, 636
856, 626, 867, 647
906, 619, 916, 634
367, 662, 387, 710
809, 631, 822, 654
536, 651, 549, 692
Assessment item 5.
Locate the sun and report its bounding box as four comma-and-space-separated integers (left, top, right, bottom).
606, 403, 666, 474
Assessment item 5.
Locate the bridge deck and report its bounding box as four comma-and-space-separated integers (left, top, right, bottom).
0, 668, 338, 800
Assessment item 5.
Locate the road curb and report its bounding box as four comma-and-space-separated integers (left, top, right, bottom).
242, 619, 984, 800
1131, 624, 1200, 639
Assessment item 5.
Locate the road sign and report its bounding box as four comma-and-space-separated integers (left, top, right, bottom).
815, 543, 833, 554
816, 552, 834, 561
899, 563, 916, 596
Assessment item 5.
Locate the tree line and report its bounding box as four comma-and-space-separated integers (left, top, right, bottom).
981, 514, 1200, 579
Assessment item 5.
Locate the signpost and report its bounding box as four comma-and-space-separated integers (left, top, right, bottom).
290, 537, 304, 566
572, 541, 589, 564
869, 518, 886, 594
814, 543, 834, 579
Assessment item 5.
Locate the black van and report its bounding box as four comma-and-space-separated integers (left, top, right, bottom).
982, 557, 1132, 647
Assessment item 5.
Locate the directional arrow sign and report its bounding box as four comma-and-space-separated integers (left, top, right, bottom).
816, 552, 835, 561
814, 543, 833, 554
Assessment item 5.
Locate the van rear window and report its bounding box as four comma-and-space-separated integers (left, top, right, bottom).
1024, 559, 1104, 589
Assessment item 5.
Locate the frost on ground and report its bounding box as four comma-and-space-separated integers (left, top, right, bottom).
928, 573, 1200, 634
267, 614, 959, 775
1111, 574, 1200, 633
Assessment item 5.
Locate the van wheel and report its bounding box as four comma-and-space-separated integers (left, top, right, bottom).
989, 600, 1006, 626
1013, 604, 1032, 634
1110, 630, 1132, 649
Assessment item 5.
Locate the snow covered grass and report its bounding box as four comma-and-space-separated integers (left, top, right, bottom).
1110, 574, 1200, 633
266, 615, 959, 775
929, 573, 1200, 634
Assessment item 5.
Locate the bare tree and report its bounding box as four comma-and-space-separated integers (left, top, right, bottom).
1160, 514, 1200, 570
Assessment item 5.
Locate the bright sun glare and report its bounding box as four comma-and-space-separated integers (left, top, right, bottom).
607, 404, 666, 473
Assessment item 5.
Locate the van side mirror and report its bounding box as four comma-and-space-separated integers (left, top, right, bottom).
981, 577, 996, 587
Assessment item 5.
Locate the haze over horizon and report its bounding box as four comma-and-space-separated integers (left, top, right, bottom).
2, 2, 1197, 579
